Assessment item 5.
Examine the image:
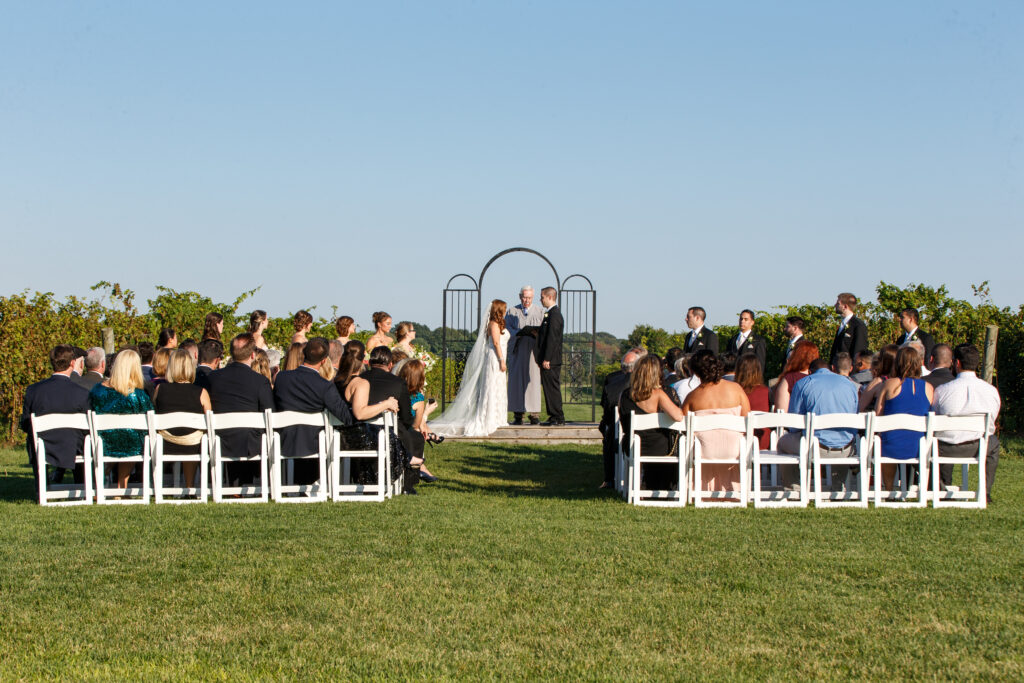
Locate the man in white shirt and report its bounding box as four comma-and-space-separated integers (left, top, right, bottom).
684, 307, 718, 355
932, 344, 1001, 500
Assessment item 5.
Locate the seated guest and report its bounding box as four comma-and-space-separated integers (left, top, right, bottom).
662, 347, 685, 390
365, 346, 424, 494
207, 334, 275, 486
266, 348, 283, 384
252, 348, 273, 385
390, 348, 411, 372
925, 344, 955, 388
735, 352, 770, 451
874, 346, 934, 488
291, 310, 313, 345
249, 310, 269, 350
20, 344, 91, 485
907, 340, 930, 376
399, 359, 442, 482
203, 312, 224, 342
334, 341, 400, 484
682, 350, 751, 499
598, 347, 646, 489
393, 322, 417, 356
933, 344, 1001, 501
151, 347, 171, 385
619, 355, 685, 491
366, 311, 394, 353
153, 350, 212, 491
180, 339, 198, 363
671, 354, 700, 404
859, 344, 899, 411
328, 340, 345, 373
282, 342, 305, 372
72, 347, 107, 391
273, 337, 353, 485
71, 347, 87, 378
832, 352, 854, 381
90, 349, 154, 489
194, 339, 223, 390
778, 355, 859, 491
773, 340, 819, 412
851, 350, 875, 388
317, 352, 336, 381
158, 327, 177, 349
334, 315, 355, 347
720, 352, 737, 382
138, 341, 156, 383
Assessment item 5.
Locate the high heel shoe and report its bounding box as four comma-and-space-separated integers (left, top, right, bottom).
419, 471, 438, 483
426, 433, 445, 445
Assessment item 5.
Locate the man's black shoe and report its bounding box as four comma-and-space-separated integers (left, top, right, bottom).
529, 415, 540, 425
541, 419, 566, 426
511, 417, 523, 426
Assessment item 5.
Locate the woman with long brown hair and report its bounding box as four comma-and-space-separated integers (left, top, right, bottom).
618, 355, 685, 490
202, 312, 224, 342
249, 310, 269, 350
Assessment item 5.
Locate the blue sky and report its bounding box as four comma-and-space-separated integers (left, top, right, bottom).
2, 2, 1020, 337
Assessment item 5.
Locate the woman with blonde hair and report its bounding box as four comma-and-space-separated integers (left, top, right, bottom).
252, 348, 273, 384
282, 343, 305, 372
430, 300, 510, 437
393, 322, 417, 356
89, 349, 154, 488
152, 349, 212, 492
366, 311, 394, 353
151, 347, 172, 385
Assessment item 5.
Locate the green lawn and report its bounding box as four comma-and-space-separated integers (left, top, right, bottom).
2, 439, 1023, 680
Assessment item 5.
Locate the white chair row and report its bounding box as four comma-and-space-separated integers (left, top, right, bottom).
31, 410, 400, 506
615, 409, 990, 509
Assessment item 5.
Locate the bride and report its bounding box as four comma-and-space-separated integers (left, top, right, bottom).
430, 299, 511, 437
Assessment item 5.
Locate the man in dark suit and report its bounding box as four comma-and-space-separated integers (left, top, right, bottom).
727, 309, 767, 372
535, 286, 565, 425
684, 306, 719, 355
363, 346, 423, 493
138, 341, 156, 383
598, 347, 645, 489
896, 307, 935, 363
829, 292, 868, 366
194, 339, 223, 391
925, 344, 956, 388
782, 316, 806, 364
273, 338, 353, 484
20, 345, 91, 486
72, 347, 106, 391
207, 334, 275, 485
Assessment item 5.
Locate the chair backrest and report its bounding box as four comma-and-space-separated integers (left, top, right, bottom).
929, 412, 988, 435
808, 412, 869, 431
151, 411, 209, 431
326, 413, 386, 428
209, 411, 268, 430
748, 412, 806, 431
630, 411, 684, 432
31, 412, 90, 435
269, 411, 328, 430
871, 412, 927, 434
689, 413, 746, 433
90, 412, 150, 431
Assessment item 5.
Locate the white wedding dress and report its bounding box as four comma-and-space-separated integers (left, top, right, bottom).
431, 323, 510, 437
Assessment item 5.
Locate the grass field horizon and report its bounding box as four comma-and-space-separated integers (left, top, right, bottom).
2, 439, 1023, 679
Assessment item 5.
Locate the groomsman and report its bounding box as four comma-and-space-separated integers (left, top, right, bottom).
535, 287, 564, 426
727, 309, 766, 372
896, 307, 934, 364
830, 293, 868, 365
684, 307, 718, 355
783, 316, 806, 362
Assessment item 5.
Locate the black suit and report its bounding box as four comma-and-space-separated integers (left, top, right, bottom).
896, 328, 935, 365
72, 371, 104, 391
829, 316, 868, 365
20, 374, 91, 481
207, 362, 275, 483
599, 369, 630, 484
685, 327, 719, 355
535, 305, 564, 422
728, 331, 767, 371
924, 367, 955, 388
274, 367, 353, 484
194, 364, 214, 391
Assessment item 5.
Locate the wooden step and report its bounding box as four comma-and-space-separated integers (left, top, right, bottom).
446, 422, 601, 445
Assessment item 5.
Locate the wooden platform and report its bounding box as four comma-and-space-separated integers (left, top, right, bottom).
445, 422, 601, 445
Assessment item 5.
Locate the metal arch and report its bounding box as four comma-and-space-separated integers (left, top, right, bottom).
560, 273, 595, 292
445, 273, 478, 289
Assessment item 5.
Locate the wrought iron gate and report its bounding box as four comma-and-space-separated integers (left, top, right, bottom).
440, 274, 480, 410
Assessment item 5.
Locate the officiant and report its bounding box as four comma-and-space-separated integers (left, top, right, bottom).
505, 286, 544, 425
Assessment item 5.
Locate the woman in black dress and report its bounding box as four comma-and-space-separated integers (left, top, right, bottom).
152, 349, 212, 490
619, 355, 685, 490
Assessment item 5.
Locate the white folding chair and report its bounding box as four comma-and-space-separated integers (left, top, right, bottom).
31, 412, 93, 506
327, 413, 392, 502
930, 413, 989, 509
90, 411, 152, 505
613, 406, 626, 496
208, 410, 271, 503
624, 411, 687, 507
748, 412, 809, 508
690, 413, 748, 508
149, 412, 210, 504
268, 410, 330, 503
809, 413, 870, 508
870, 412, 929, 508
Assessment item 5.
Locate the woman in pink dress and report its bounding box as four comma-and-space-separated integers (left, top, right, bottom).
682, 350, 750, 497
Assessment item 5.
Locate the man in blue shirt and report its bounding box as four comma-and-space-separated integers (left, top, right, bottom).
778, 359, 859, 491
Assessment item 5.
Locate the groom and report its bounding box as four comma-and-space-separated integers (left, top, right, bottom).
535, 286, 564, 426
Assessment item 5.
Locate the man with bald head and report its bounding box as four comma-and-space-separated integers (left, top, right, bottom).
925, 344, 955, 388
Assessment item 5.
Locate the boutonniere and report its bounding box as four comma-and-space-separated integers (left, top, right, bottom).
543, 312, 549, 319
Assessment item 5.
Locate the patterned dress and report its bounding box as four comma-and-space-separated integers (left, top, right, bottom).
89, 385, 153, 457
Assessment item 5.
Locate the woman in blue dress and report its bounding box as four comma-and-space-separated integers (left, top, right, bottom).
90, 348, 153, 488
398, 359, 442, 482
875, 346, 934, 488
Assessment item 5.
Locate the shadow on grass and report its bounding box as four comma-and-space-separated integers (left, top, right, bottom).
0, 467, 36, 503
442, 442, 610, 501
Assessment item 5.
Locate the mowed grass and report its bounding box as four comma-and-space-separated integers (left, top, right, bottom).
1, 438, 1023, 680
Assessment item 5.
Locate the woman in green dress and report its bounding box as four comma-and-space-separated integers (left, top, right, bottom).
89, 348, 153, 488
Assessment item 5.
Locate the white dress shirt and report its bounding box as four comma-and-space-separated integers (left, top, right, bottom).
933, 371, 1000, 443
